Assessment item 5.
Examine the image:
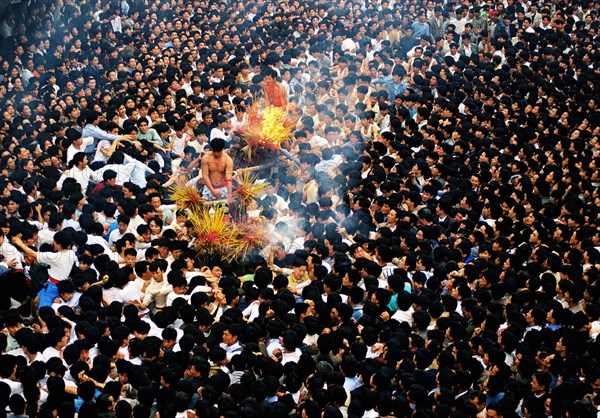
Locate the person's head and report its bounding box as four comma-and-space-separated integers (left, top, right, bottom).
149, 261, 165, 282
486, 402, 503, 418
162, 327, 177, 350
103, 169, 117, 186
469, 391, 486, 413
54, 230, 73, 250
222, 324, 241, 346
72, 152, 87, 169
531, 371, 552, 395
8, 394, 25, 415
210, 137, 226, 157
57, 280, 76, 302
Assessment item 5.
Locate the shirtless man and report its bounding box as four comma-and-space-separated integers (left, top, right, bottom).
201, 137, 233, 204
263, 69, 287, 109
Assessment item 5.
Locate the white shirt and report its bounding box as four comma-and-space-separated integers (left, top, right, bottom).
94, 162, 136, 186
42, 346, 62, 361
281, 348, 302, 365
341, 38, 358, 54
0, 377, 23, 397
142, 279, 170, 309
8, 348, 45, 365
171, 133, 189, 155
0, 242, 23, 269
109, 228, 128, 245
66, 137, 95, 161
93, 139, 112, 163
242, 300, 261, 322
86, 235, 113, 253
391, 306, 415, 325
38, 229, 57, 248
37, 250, 76, 281
210, 127, 229, 142
166, 291, 190, 307
58, 166, 102, 192
116, 281, 142, 304
221, 341, 243, 360
310, 135, 329, 149
63, 218, 81, 231
103, 287, 120, 305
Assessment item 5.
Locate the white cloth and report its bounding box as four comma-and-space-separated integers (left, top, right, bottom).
0, 242, 23, 269
37, 229, 57, 248
115, 281, 142, 304
66, 137, 94, 161
93, 139, 112, 163
42, 346, 62, 361
171, 133, 188, 155
281, 348, 302, 365
37, 250, 76, 281
58, 166, 102, 192
94, 162, 136, 186
86, 235, 113, 253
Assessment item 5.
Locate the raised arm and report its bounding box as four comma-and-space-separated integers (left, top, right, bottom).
11, 235, 37, 259
100, 137, 122, 158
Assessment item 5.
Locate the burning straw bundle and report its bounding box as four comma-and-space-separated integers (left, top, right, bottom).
172, 129, 278, 264
188, 206, 239, 264
169, 183, 205, 213
241, 104, 295, 160
188, 204, 270, 264
233, 219, 270, 259
235, 171, 269, 207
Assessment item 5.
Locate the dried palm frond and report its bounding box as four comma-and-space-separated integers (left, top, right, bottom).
169, 183, 204, 212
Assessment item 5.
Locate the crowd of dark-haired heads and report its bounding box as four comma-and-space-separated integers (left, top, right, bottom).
0, 0, 599, 418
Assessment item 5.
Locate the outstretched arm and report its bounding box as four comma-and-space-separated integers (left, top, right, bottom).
11, 236, 37, 259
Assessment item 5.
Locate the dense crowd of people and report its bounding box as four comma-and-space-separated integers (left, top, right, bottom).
0, 0, 599, 417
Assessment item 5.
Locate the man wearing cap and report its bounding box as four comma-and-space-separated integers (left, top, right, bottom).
488, 10, 507, 39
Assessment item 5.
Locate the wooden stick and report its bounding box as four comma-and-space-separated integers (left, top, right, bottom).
232, 162, 277, 183
234, 162, 277, 175
201, 199, 230, 206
